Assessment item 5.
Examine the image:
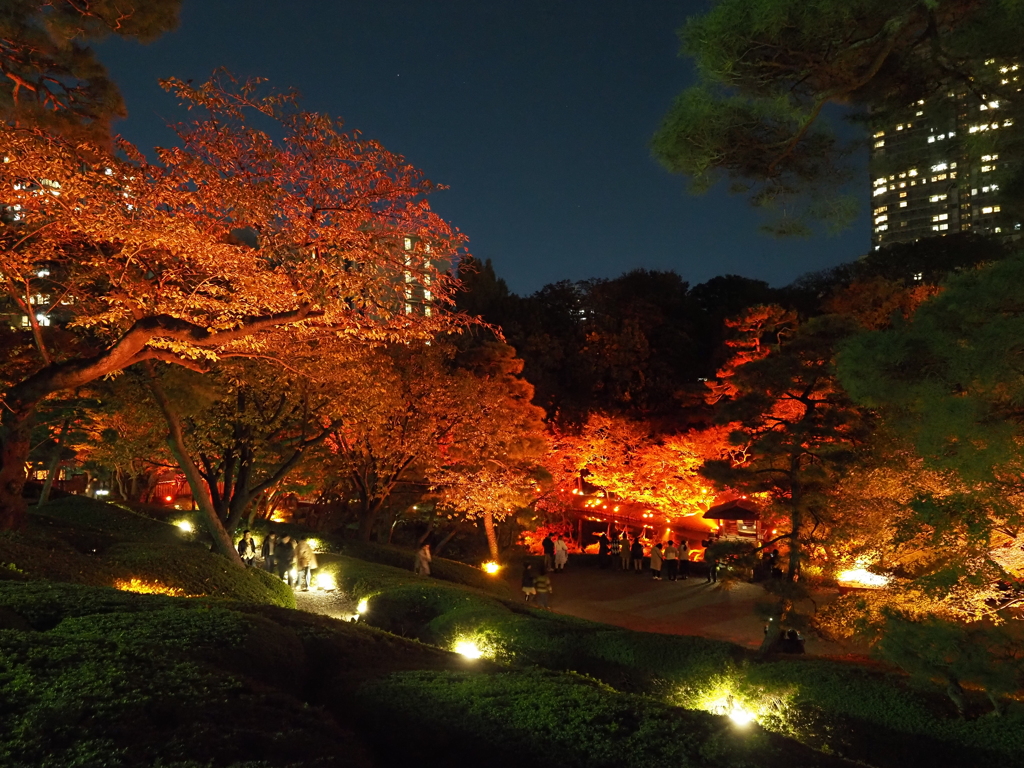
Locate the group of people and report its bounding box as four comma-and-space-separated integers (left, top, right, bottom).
538, 531, 720, 584
236, 530, 319, 591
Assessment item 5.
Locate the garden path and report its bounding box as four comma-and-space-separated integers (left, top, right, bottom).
514, 565, 859, 656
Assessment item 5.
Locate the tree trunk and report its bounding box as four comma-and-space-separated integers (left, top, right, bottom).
147, 369, 243, 566
0, 406, 34, 530
483, 511, 499, 561
38, 417, 70, 507
433, 521, 467, 558
358, 499, 383, 541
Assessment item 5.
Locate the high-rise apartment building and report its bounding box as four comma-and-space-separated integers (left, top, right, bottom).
870, 59, 1022, 249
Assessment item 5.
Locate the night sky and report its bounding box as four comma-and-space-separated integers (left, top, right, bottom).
97, 0, 870, 296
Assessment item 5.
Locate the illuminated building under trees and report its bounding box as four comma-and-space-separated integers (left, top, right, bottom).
870, 58, 1023, 250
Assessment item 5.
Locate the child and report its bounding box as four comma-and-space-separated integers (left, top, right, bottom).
533, 566, 553, 609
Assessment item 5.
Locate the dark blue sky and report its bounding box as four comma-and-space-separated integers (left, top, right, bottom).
98, 0, 870, 296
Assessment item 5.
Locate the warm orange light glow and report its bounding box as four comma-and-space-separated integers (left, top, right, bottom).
114, 578, 200, 597
165, 495, 174, 502
482, 561, 502, 575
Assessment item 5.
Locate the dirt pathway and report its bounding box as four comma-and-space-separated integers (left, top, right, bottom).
510, 564, 856, 655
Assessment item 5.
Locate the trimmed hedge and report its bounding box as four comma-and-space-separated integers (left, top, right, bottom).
334, 540, 511, 596
35, 496, 184, 544
0, 583, 370, 768
354, 669, 853, 768
320, 552, 1024, 767
105, 542, 295, 608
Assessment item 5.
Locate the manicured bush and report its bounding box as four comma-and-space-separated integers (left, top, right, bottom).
354, 669, 853, 768
34, 496, 184, 544
335, 540, 510, 596
0, 586, 370, 768
105, 542, 295, 608
321, 551, 1024, 767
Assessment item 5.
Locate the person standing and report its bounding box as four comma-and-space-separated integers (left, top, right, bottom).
554, 534, 569, 572
295, 538, 318, 591
414, 542, 432, 576
261, 531, 278, 574
678, 540, 690, 580
706, 549, 718, 584
533, 566, 553, 609
650, 542, 664, 580
598, 533, 611, 569
630, 537, 644, 573
521, 564, 537, 601
542, 533, 555, 572
663, 540, 679, 581
276, 535, 295, 585
620, 531, 632, 571
237, 530, 257, 567
610, 533, 621, 569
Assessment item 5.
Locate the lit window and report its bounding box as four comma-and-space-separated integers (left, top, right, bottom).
35, 314, 50, 326
874, 140, 885, 148
899, 191, 908, 198
873, 187, 886, 197
929, 194, 947, 202
873, 131, 885, 138
982, 206, 994, 214
981, 165, 994, 172
908, 169, 918, 177
913, 273, 923, 281
875, 224, 889, 232
931, 163, 948, 172
916, 110, 924, 116
928, 135, 936, 144
981, 154, 999, 161
874, 215, 888, 224
940, 223, 948, 230
403, 237, 413, 251
899, 201, 908, 208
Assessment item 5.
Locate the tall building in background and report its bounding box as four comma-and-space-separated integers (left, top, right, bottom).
870, 59, 1022, 249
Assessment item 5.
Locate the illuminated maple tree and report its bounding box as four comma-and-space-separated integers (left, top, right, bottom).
319, 340, 546, 546
0, 74, 466, 559
551, 413, 729, 523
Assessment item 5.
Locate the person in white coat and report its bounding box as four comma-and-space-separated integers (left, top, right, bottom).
553, 534, 569, 572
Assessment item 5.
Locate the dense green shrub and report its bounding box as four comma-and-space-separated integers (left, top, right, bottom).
34, 496, 184, 544
105, 542, 295, 608
354, 669, 851, 768
334, 540, 510, 595
0, 585, 370, 768
321, 552, 1024, 767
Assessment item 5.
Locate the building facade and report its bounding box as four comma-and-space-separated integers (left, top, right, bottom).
870, 59, 1022, 249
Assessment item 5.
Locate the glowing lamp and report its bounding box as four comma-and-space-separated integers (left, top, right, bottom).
175, 520, 194, 533
357, 598, 369, 614
482, 561, 502, 575
837, 568, 888, 588
454, 640, 482, 659
315, 572, 336, 591
728, 705, 755, 726
165, 495, 174, 502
